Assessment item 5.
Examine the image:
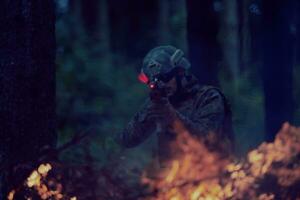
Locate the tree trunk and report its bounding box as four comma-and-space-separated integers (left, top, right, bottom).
81, 0, 99, 35
0, 0, 56, 197
186, 0, 221, 86
240, 0, 251, 72
158, 0, 188, 52
169, 0, 188, 53
98, 0, 111, 64
158, 0, 170, 44
95, 0, 113, 86
296, 1, 300, 65
109, 0, 159, 61
262, 0, 295, 141
220, 0, 240, 85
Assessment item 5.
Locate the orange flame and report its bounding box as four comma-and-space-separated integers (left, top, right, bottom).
8, 163, 77, 200
142, 123, 300, 199
7, 190, 15, 200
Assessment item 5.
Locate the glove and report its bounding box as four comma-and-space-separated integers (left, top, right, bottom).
145, 98, 176, 124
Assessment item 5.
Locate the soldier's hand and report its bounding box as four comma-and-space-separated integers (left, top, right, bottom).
149, 80, 168, 104
145, 99, 173, 122
146, 105, 164, 122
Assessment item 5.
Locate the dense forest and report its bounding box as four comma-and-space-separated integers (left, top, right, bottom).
55, 0, 300, 158
0, 0, 300, 199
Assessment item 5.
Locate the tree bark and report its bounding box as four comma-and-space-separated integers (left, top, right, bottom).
108, 0, 159, 60
169, 0, 188, 53
240, 0, 251, 72
186, 0, 221, 86
0, 0, 56, 197
262, 0, 295, 141
158, 0, 170, 44
158, 0, 188, 52
220, 0, 240, 84
81, 0, 99, 35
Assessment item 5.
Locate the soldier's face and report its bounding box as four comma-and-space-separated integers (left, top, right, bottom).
165, 77, 177, 96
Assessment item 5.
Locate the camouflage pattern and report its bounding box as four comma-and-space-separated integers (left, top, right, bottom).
117, 75, 234, 164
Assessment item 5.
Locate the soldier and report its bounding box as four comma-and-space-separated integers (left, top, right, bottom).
117, 45, 234, 164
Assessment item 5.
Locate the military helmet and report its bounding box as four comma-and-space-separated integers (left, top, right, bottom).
139, 46, 190, 84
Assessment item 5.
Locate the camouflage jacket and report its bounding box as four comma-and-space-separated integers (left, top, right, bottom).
117, 76, 234, 162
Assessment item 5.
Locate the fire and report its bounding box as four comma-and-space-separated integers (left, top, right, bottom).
38, 163, 52, 175
25, 163, 64, 199
141, 123, 300, 199
7, 190, 15, 200
26, 163, 52, 188
8, 163, 77, 200
6, 123, 300, 199
27, 170, 41, 188
165, 160, 180, 183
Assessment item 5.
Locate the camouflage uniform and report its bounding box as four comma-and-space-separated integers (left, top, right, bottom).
117, 46, 234, 164
118, 76, 233, 161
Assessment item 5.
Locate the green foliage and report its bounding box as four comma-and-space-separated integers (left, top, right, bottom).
219, 67, 265, 156
56, 12, 147, 164
55, 1, 299, 163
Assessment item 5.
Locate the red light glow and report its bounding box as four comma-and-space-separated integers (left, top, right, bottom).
138, 72, 149, 84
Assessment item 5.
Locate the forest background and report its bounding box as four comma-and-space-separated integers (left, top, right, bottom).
56, 0, 300, 162
0, 0, 299, 198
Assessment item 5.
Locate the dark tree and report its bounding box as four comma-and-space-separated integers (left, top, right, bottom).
186, 0, 221, 86
220, 0, 240, 84
109, 0, 159, 61
81, 0, 99, 35
0, 0, 56, 197
261, 0, 296, 141
294, 0, 300, 65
